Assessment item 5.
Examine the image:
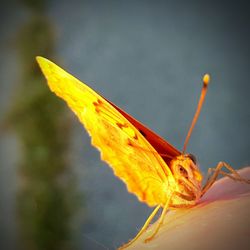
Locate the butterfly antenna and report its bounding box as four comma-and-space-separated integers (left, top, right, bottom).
182, 74, 210, 153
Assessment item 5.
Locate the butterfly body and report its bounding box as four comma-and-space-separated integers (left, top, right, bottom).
169, 154, 202, 205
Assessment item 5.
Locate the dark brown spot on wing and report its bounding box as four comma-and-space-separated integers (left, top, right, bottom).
116, 122, 128, 129
133, 133, 138, 140
127, 138, 133, 146
116, 122, 138, 140
93, 99, 102, 106
139, 129, 146, 137
93, 99, 102, 113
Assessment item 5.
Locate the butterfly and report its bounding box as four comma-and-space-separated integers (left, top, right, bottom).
36, 56, 250, 249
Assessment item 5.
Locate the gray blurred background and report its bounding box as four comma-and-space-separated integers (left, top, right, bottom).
0, 0, 249, 250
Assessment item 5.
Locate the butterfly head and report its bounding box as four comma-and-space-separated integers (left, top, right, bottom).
170, 154, 203, 201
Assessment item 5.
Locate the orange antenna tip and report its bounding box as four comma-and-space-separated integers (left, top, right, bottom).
203, 74, 210, 86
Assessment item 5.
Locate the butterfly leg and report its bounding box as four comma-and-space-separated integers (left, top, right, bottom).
202, 161, 250, 196
144, 193, 172, 243
118, 205, 161, 249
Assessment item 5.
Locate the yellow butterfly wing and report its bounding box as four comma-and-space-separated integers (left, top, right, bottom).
36, 56, 178, 207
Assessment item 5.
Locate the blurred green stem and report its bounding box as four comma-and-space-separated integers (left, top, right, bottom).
6, 1, 81, 250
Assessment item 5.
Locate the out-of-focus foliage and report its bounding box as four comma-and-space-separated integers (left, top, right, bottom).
6, 1, 81, 250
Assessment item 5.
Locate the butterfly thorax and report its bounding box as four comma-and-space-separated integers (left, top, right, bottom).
169, 154, 203, 206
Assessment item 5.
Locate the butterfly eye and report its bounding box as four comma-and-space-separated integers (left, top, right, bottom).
188, 154, 197, 164
178, 165, 188, 178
